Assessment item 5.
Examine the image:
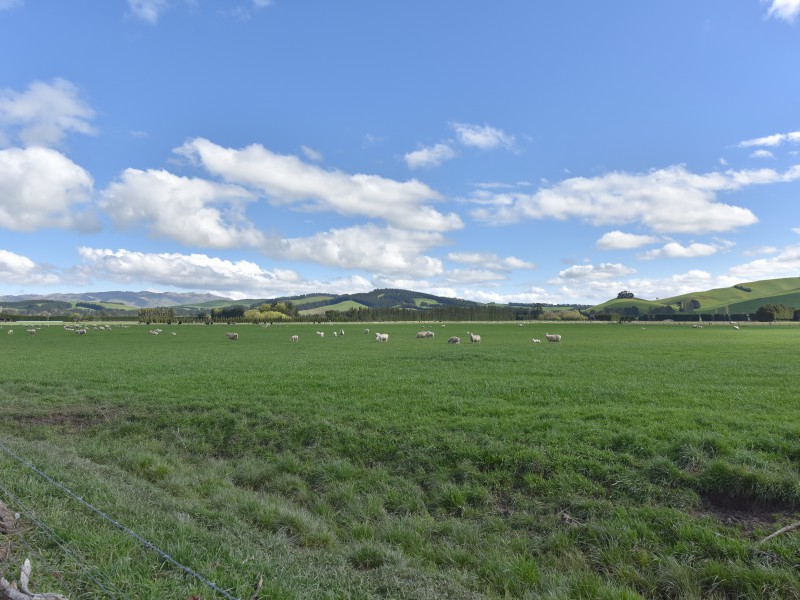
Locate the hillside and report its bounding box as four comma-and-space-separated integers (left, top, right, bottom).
591, 277, 800, 315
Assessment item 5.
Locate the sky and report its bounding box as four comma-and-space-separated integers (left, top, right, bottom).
1, 1, 800, 304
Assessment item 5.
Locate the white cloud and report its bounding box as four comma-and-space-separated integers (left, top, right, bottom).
446, 251, 535, 270
78, 247, 375, 298
100, 168, 263, 248
750, 149, 775, 159
0, 147, 95, 232
301, 145, 323, 162
596, 230, 659, 250
470, 164, 800, 234
0, 249, 62, 286
726, 244, 800, 281
444, 269, 507, 283
765, 0, 800, 22
739, 130, 800, 147
555, 262, 636, 281
275, 224, 445, 277
127, 0, 168, 24
404, 143, 457, 169
742, 245, 778, 256
177, 138, 463, 232
640, 241, 720, 260
451, 122, 515, 150
0, 79, 96, 147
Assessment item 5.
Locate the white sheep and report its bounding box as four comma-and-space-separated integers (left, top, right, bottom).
290, 335, 299, 342
316, 331, 325, 337
363, 328, 370, 334
339, 329, 345, 336
532, 338, 541, 343
227, 332, 239, 340
545, 333, 561, 342
468, 332, 481, 343
149, 330, 160, 335
333, 331, 338, 337
375, 333, 388, 342
732, 325, 740, 330
447, 336, 461, 344
26, 329, 36, 335
7, 330, 12, 335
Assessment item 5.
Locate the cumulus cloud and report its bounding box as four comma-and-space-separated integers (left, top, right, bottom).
739, 130, 800, 148
0, 146, 96, 231
100, 168, 263, 248
726, 244, 800, 281
0, 249, 63, 286
404, 143, 457, 169
78, 247, 375, 298
451, 122, 515, 150
750, 149, 775, 159
742, 245, 778, 256
470, 164, 800, 234
0, 78, 96, 147
555, 262, 636, 281
640, 241, 720, 260
447, 251, 535, 271
765, 0, 800, 22
596, 230, 659, 250
275, 224, 445, 277
176, 138, 463, 232
127, 0, 168, 24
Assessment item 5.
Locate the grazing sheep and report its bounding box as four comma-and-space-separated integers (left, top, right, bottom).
149, 330, 160, 335
732, 325, 740, 330
467, 332, 481, 343
375, 333, 389, 342
7, 330, 12, 335
76, 329, 88, 335
290, 335, 299, 342
363, 328, 370, 334
545, 333, 561, 342
316, 331, 325, 337
26, 329, 36, 335
333, 331, 338, 337
171, 332, 177, 336
532, 338, 541, 343
447, 336, 461, 344
416, 331, 435, 339
227, 332, 239, 340
339, 329, 345, 336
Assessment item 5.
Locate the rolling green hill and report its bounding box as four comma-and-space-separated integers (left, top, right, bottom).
591, 277, 800, 316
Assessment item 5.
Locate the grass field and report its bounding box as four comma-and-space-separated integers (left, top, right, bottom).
0, 322, 798, 599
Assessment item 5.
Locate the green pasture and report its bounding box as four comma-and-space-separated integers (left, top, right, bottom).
0, 322, 798, 599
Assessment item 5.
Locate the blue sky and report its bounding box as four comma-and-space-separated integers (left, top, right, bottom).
1, 0, 800, 304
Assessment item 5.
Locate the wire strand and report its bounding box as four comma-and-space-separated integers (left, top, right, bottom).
0, 441, 242, 600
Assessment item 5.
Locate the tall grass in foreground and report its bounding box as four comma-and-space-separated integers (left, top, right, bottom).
0, 322, 798, 599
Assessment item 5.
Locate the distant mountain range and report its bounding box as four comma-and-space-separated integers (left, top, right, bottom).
0, 290, 227, 309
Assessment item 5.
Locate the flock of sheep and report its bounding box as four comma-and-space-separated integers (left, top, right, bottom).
218, 327, 565, 345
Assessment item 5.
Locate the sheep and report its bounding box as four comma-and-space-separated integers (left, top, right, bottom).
171, 332, 177, 336
227, 332, 239, 341
447, 336, 461, 344
75, 329, 88, 335
149, 330, 160, 335
316, 331, 325, 337
290, 335, 299, 342
732, 325, 740, 330
467, 332, 481, 343
7, 330, 12, 335
339, 329, 345, 336
545, 333, 561, 342
363, 328, 370, 334
333, 331, 338, 337
26, 329, 36, 335
532, 338, 541, 343
416, 331, 434, 339
375, 333, 388, 342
